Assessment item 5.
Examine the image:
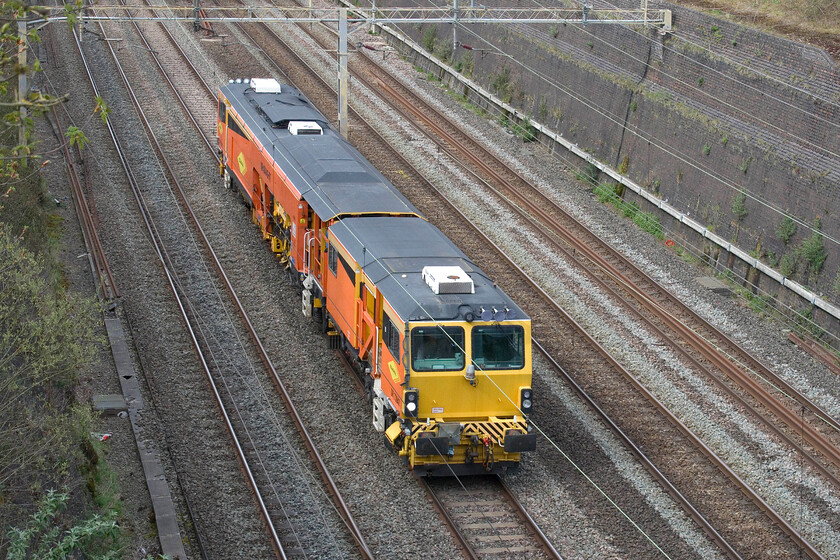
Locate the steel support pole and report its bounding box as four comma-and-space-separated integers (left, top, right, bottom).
338, 8, 349, 139
452, 0, 458, 53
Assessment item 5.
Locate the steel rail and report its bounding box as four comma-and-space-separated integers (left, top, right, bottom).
496, 477, 565, 560
422, 476, 563, 560
361, 75, 823, 559
45, 100, 118, 300
94, 4, 373, 557
359, 77, 840, 490
422, 478, 481, 560
241, 11, 741, 557
71, 23, 289, 559
366, 72, 840, 455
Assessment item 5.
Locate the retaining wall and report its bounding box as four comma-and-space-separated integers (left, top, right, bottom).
372, 0, 840, 343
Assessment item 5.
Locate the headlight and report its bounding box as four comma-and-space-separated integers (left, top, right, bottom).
403, 389, 419, 418
520, 387, 533, 415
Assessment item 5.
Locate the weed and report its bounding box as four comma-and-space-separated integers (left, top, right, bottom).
721, 134, 728, 146
618, 155, 629, 175
630, 100, 637, 112
698, 77, 704, 86
703, 143, 711, 155
587, 41, 594, 48
538, 96, 548, 121
594, 182, 618, 203
622, 200, 639, 218
434, 39, 453, 63
740, 157, 751, 174
490, 67, 512, 102
574, 162, 599, 186
780, 253, 797, 276
517, 118, 537, 142
633, 211, 663, 238
747, 293, 771, 314
834, 268, 840, 297
550, 24, 559, 38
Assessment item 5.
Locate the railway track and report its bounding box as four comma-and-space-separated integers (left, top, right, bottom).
74, 8, 372, 558
239, 9, 834, 558
350, 41, 840, 489
423, 476, 562, 560
222, 10, 738, 558
55, 2, 836, 556
368, 66, 840, 488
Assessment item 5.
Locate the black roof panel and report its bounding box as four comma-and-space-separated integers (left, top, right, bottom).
221, 80, 419, 220
329, 217, 527, 322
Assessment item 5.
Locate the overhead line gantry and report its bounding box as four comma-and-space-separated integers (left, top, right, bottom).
32, 2, 672, 136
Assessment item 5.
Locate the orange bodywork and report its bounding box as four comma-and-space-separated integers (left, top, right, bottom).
218, 94, 324, 285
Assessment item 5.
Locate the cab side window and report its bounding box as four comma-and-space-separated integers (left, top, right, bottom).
328, 244, 338, 276
383, 314, 400, 359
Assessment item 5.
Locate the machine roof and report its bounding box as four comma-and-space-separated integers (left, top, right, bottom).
329, 217, 528, 323
221, 80, 419, 221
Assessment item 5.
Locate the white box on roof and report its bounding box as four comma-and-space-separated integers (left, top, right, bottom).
422, 266, 474, 295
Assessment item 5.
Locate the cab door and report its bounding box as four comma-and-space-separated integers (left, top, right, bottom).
357, 281, 376, 366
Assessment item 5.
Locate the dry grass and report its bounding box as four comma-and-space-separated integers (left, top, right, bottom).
676, 0, 840, 56
694, 0, 840, 32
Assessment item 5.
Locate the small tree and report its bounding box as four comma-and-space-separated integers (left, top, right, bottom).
731, 191, 747, 242
0, 2, 93, 180
731, 191, 747, 220
776, 215, 797, 245
798, 218, 827, 275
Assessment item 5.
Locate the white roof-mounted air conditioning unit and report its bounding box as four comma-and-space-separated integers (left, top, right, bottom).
250, 78, 283, 94
422, 266, 474, 295
289, 121, 323, 136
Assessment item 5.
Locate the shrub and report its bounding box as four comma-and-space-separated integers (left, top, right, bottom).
731, 191, 747, 220
776, 216, 797, 245
780, 253, 797, 276
798, 219, 827, 273
422, 27, 437, 52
